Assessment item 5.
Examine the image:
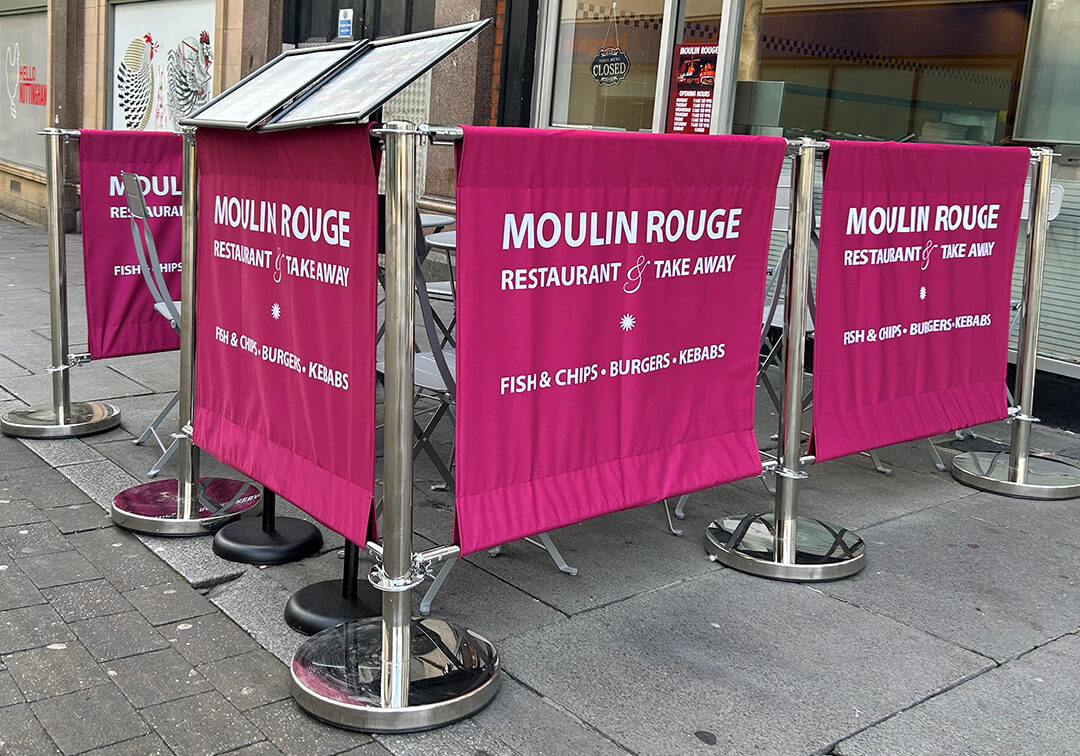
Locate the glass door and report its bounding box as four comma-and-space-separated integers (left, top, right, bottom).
539, 0, 670, 131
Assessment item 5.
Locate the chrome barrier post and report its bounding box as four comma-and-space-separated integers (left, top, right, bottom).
952, 147, 1080, 499
1, 128, 121, 439
111, 128, 261, 535
290, 122, 499, 732
704, 139, 866, 581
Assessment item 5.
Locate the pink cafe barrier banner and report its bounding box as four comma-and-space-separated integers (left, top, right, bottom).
78, 130, 183, 358
810, 140, 1030, 462
193, 126, 377, 544
453, 126, 786, 555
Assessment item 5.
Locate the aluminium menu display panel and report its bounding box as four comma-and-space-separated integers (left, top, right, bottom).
182, 43, 359, 130
261, 20, 488, 131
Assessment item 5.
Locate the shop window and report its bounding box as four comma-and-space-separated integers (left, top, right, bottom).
549, 0, 665, 131
739, 0, 1029, 145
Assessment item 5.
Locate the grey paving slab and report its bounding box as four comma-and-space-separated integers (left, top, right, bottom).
55, 459, 140, 512
0, 521, 72, 557
836, 634, 1080, 756
32, 685, 149, 755
43, 501, 114, 534
72, 611, 170, 662
197, 649, 290, 712
823, 507, 1080, 663
82, 394, 178, 447
260, 549, 354, 594
135, 533, 250, 591
0, 604, 73, 655
343, 744, 392, 756
0, 434, 48, 470
209, 571, 303, 665
4, 640, 109, 701
383, 675, 632, 756
17, 549, 102, 588
161, 613, 260, 667
43, 580, 135, 623
407, 534, 566, 644
780, 455, 973, 531
90, 438, 177, 484
2, 466, 93, 509
375, 718, 515, 756
105, 352, 180, 395
0, 561, 46, 610
245, 699, 373, 755
142, 691, 264, 756
82, 734, 173, 756
105, 648, 213, 709
0, 354, 31, 378
122, 581, 216, 626
0, 666, 25, 707
18, 437, 106, 468
945, 489, 1080, 552
969, 420, 1079, 456
414, 501, 716, 617
0, 364, 152, 407
68, 528, 179, 592
226, 742, 285, 756
0, 703, 60, 754
0, 497, 47, 528
502, 569, 991, 756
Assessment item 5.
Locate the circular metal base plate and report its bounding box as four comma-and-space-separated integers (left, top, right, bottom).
291, 617, 500, 732
111, 478, 261, 536
213, 516, 323, 565
951, 451, 1080, 500
285, 579, 382, 636
706, 513, 866, 581
1, 401, 121, 439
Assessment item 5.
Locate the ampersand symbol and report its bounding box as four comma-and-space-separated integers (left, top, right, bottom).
539, 372, 551, 388
273, 250, 283, 284
624, 255, 649, 294
867, 329, 877, 342
921, 241, 936, 272
230, 332, 238, 347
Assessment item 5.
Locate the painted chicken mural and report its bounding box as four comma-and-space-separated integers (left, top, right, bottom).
116, 29, 212, 131
117, 33, 157, 130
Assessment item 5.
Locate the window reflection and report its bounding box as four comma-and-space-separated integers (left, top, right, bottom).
741, 0, 1029, 144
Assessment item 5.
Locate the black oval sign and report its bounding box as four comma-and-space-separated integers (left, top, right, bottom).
591, 47, 630, 87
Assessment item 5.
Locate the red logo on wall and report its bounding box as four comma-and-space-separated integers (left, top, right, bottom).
19, 65, 46, 106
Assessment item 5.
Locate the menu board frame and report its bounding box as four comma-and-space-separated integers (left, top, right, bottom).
181, 40, 363, 130
259, 20, 489, 132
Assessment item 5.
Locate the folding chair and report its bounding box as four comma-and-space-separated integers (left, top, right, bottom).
120, 172, 181, 478
376, 211, 576, 615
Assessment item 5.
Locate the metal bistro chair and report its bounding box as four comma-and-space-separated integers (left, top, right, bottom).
377, 211, 577, 616
376, 212, 456, 346
120, 172, 181, 478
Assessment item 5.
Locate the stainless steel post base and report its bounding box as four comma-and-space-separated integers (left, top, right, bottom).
111, 478, 261, 536
1, 401, 121, 439
291, 617, 500, 733
951, 451, 1080, 500
705, 513, 866, 581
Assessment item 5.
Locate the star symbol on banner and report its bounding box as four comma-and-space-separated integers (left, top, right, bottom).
620, 313, 636, 332
919, 286, 927, 301
271, 302, 282, 320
